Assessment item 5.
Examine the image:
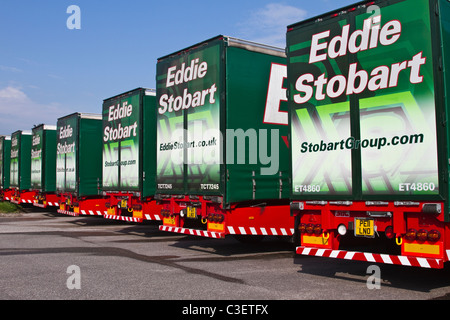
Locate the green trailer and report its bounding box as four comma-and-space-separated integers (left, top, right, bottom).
0, 135, 11, 201
102, 88, 162, 222
31, 124, 59, 208
9, 130, 34, 204
157, 35, 294, 239
56, 113, 107, 216
288, 0, 450, 268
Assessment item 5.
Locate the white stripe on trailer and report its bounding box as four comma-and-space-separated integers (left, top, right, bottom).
344, 252, 355, 260
329, 250, 341, 259
417, 258, 430, 268
398, 256, 412, 266
159, 225, 225, 239
381, 254, 393, 265
364, 253, 376, 263
316, 249, 325, 257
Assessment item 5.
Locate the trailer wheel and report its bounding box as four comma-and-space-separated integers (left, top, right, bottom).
233, 235, 264, 243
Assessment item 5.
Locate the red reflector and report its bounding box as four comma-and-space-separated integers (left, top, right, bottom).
385, 226, 395, 239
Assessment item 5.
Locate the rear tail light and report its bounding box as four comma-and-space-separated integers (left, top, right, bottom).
299, 223, 323, 235
428, 230, 441, 242
313, 224, 322, 235
405, 229, 417, 241
207, 213, 225, 223
416, 229, 429, 241
385, 226, 395, 239
298, 223, 306, 233
161, 209, 171, 217
404, 228, 441, 242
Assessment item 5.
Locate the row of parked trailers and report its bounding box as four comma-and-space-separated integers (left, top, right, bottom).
1, 0, 450, 269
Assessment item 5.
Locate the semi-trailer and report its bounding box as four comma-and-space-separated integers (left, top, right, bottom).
102, 88, 162, 223
56, 113, 108, 216
0, 135, 11, 201
9, 130, 34, 205
31, 124, 59, 208
287, 0, 450, 268
156, 35, 294, 239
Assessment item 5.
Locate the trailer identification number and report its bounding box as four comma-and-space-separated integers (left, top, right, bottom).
398, 182, 435, 192
294, 185, 321, 193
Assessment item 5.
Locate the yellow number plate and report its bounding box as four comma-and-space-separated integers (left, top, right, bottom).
121, 200, 127, 208
208, 222, 224, 232
355, 218, 374, 238
163, 217, 176, 226
187, 206, 197, 219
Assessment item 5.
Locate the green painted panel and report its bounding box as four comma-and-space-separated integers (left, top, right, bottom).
10, 131, 32, 190
57, 113, 102, 196
287, 0, 446, 202
0, 136, 11, 189
156, 36, 289, 205
31, 125, 57, 192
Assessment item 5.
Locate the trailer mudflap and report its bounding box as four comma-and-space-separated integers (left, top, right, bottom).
296, 246, 445, 269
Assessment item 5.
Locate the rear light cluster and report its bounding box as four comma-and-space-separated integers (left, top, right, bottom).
405, 228, 441, 242
161, 209, 172, 218
207, 213, 224, 223
299, 223, 323, 235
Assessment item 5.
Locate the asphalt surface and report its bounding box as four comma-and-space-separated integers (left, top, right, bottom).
1, 206, 450, 307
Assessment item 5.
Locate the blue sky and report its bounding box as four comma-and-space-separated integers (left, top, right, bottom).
0, 0, 356, 135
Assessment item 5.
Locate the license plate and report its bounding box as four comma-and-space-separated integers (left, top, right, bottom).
355, 218, 374, 238
163, 217, 176, 226
187, 206, 197, 219
208, 222, 224, 232
121, 200, 127, 208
